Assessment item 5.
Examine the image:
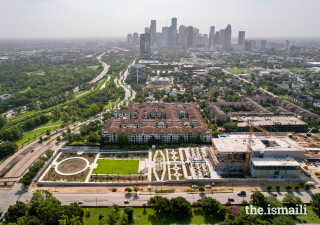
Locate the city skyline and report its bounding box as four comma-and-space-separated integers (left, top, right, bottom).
1, 0, 320, 39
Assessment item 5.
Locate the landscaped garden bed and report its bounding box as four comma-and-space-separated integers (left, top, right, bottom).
42, 168, 90, 182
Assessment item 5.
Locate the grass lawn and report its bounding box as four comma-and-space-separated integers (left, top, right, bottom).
82, 207, 225, 225
82, 206, 320, 225
289, 68, 306, 72
92, 159, 139, 175
74, 90, 87, 97
36, 119, 63, 129
226, 68, 247, 74
15, 127, 50, 147
279, 94, 288, 98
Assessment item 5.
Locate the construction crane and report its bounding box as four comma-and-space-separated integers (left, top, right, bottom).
307, 127, 315, 137
236, 116, 304, 172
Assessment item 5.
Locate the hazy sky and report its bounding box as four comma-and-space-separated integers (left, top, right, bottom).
1, 0, 319, 39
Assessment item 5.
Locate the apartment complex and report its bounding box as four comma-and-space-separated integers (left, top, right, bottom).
102, 102, 212, 144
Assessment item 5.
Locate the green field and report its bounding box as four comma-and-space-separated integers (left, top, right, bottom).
82, 208, 224, 225
82, 206, 320, 225
92, 159, 139, 174
226, 68, 247, 74
15, 127, 50, 147
289, 68, 307, 72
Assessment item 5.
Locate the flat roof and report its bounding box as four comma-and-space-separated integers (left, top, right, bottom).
251, 156, 300, 167
139, 60, 160, 63
212, 136, 301, 153
232, 116, 307, 127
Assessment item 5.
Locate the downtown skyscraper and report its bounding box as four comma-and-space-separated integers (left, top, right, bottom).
150, 20, 157, 45
140, 33, 150, 59
209, 26, 215, 47
238, 31, 245, 46
222, 24, 232, 51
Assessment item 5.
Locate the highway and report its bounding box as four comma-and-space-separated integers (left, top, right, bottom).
73, 52, 109, 92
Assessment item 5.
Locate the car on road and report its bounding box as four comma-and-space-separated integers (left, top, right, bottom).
237, 191, 246, 196
271, 193, 277, 197
205, 185, 211, 189
39, 143, 42, 146
304, 171, 311, 177
78, 201, 83, 205
191, 185, 198, 188
228, 198, 234, 201
124, 200, 129, 204
31, 150, 34, 153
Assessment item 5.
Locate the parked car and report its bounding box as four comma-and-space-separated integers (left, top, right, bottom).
212, 182, 215, 186
124, 200, 129, 204
237, 191, 246, 196
78, 201, 83, 205
31, 150, 34, 153
205, 185, 211, 189
304, 171, 311, 177
271, 193, 277, 197
305, 181, 315, 186
191, 185, 198, 188
228, 198, 234, 201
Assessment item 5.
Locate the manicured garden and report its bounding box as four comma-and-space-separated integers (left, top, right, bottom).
92, 159, 139, 174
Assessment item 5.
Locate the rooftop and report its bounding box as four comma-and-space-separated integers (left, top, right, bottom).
232, 116, 307, 127
251, 156, 300, 167
212, 136, 301, 153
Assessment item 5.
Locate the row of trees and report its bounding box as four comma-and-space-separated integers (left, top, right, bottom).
4, 190, 84, 225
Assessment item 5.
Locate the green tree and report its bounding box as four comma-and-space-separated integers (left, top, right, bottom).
170, 196, 192, 218
57, 136, 61, 142
275, 184, 280, 192
46, 150, 54, 158
285, 184, 292, 191
294, 184, 300, 191
198, 186, 205, 192
271, 216, 296, 225
122, 133, 129, 145
266, 184, 272, 191
133, 187, 139, 194
46, 129, 51, 136
39, 136, 43, 143
223, 122, 238, 132
305, 183, 311, 191
117, 133, 123, 145
124, 207, 134, 221
199, 197, 221, 216
312, 193, 320, 210
125, 187, 132, 193
178, 135, 185, 144
52, 107, 61, 119
195, 134, 201, 144
147, 196, 171, 216
116, 213, 128, 225
4, 203, 28, 224
250, 191, 266, 207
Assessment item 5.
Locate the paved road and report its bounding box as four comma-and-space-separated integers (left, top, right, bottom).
222, 69, 278, 98
73, 52, 109, 92
17, 189, 320, 207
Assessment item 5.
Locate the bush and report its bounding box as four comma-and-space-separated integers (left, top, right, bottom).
266, 184, 272, 191
225, 201, 232, 206
285, 184, 292, 191
125, 187, 132, 193
305, 184, 311, 191
294, 184, 300, 191
85, 210, 91, 219
112, 204, 120, 212
242, 200, 248, 206
228, 205, 241, 220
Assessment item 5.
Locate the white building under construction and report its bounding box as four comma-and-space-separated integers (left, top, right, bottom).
208, 134, 304, 178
